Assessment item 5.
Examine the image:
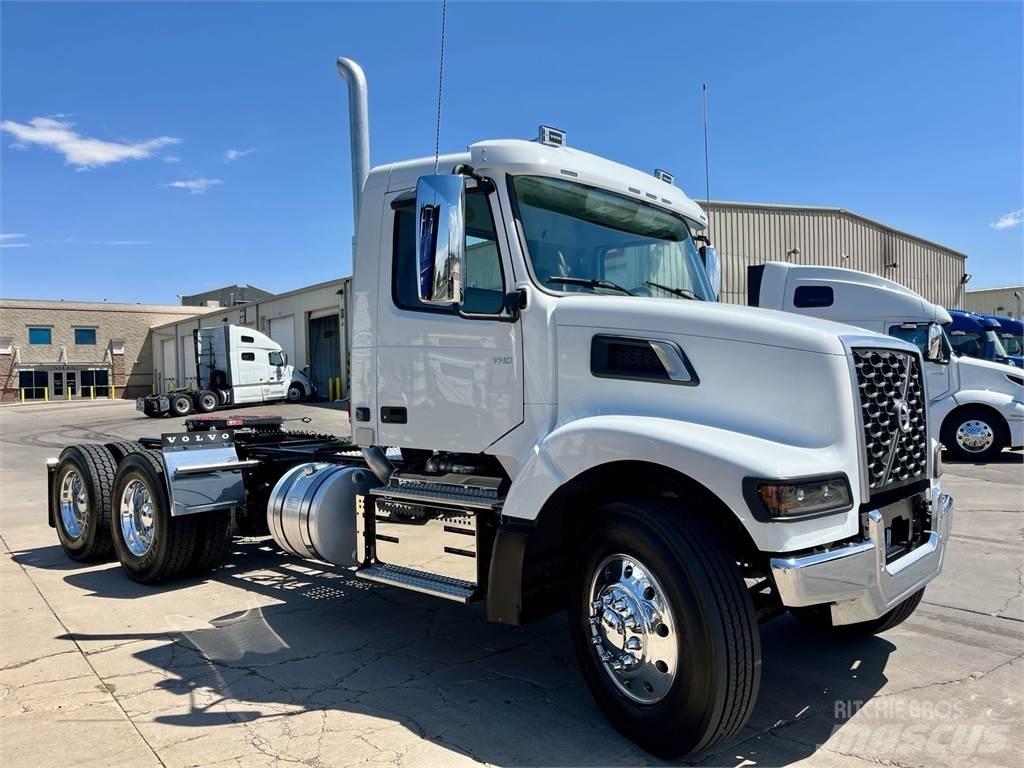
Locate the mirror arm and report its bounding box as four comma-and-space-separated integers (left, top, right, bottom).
452, 163, 495, 194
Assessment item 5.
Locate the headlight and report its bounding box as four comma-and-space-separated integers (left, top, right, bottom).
744, 475, 853, 521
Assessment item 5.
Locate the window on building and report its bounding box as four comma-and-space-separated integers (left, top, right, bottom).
392, 188, 505, 314
18, 370, 48, 399
28, 327, 51, 345
81, 369, 109, 396
74, 327, 97, 346
74, 328, 97, 345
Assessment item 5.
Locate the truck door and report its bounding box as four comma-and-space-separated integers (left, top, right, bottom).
231, 331, 265, 403
375, 185, 524, 452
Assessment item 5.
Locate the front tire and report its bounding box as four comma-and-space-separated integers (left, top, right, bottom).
791, 588, 925, 635
51, 445, 118, 562
110, 453, 201, 583
942, 407, 1007, 461
286, 383, 305, 403
569, 499, 760, 758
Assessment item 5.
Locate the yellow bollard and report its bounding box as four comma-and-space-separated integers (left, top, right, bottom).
20, 388, 25, 404
336, 377, 343, 401
43, 388, 49, 402
109, 385, 115, 400
66, 387, 71, 401
89, 385, 95, 400
328, 378, 335, 401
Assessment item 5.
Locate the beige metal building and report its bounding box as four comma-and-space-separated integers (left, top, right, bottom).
151, 277, 352, 398
0, 299, 212, 402
704, 201, 969, 308
964, 286, 1023, 319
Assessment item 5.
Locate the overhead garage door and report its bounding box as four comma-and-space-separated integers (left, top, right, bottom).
161, 338, 177, 392
308, 314, 340, 399
269, 316, 296, 364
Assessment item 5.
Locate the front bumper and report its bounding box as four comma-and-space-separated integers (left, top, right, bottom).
769, 489, 953, 625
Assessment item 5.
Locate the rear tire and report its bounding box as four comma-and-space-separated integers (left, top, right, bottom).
791, 588, 925, 635
51, 445, 118, 562
110, 453, 201, 583
568, 498, 760, 758
103, 440, 148, 464
196, 390, 219, 413
942, 407, 1007, 461
169, 393, 194, 417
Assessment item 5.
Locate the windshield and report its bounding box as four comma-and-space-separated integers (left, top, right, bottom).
999, 333, 1022, 357
511, 176, 715, 301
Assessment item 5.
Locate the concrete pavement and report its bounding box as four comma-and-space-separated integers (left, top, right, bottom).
1, 400, 1021, 767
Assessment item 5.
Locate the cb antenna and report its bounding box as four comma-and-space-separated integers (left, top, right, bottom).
702, 83, 711, 235
433, 0, 448, 173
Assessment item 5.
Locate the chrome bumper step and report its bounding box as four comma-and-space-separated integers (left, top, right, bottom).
355, 563, 477, 603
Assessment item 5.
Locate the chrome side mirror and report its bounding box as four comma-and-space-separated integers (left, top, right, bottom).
700, 244, 721, 301
926, 323, 948, 364
415, 174, 465, 306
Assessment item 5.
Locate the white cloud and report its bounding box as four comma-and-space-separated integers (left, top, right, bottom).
991, 209, 1024, 230
165, 178, 223, 194
224, 147, 255, 162
0, 116, 181, 169
88, 240, 152, 246
162, 155, 182, 164
0, 233, 29, 248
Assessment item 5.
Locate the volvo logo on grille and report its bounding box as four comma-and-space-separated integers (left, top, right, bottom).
893, 399, 912, 434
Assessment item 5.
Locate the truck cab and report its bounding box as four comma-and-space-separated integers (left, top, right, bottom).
946, 309, 1018, 367
987, 315, 1024, 367
750, 261, 1024, 460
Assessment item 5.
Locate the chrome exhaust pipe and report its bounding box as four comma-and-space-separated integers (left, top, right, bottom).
336, 57, 370, 230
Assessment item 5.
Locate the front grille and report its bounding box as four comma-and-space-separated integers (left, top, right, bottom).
852, 348, 928, 492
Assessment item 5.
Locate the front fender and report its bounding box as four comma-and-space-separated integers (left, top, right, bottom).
502, 415, 862, 552
947, 389, 1024, 445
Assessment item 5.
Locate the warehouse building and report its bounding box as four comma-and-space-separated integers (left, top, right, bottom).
0, 299, 212, 402
151, 277, 351, 398
964, 286, 1023, 320
704, 201, 969, 308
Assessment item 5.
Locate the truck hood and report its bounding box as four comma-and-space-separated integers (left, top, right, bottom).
552, 295, 893, 355
958, 355, 1024, 392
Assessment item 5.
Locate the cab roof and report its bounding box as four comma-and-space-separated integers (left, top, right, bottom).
366, 139, 708, 230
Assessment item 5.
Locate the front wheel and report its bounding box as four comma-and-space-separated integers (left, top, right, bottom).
942, 407, 1007, 461
569, 499, 760, 758
286, 383, 305, 403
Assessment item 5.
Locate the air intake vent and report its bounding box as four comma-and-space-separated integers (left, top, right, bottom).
591, 335, 697, 386
852, 348, 928, 492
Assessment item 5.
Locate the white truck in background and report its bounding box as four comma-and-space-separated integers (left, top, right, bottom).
749, 262, 1024, 461
44, 58, 953, 758
137, 325, 315, 417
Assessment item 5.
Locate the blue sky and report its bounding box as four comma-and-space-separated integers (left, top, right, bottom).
1, 1, 1021, 304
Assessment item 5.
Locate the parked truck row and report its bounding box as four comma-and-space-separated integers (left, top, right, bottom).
46, 58, 955, 758
137, 325, 315, 417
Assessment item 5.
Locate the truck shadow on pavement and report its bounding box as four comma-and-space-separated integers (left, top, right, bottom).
21, 540, 895, 766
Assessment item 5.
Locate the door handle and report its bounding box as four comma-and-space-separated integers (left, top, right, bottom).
380, 407, 407, 424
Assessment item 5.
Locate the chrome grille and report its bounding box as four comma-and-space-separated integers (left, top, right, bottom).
852, 348, 928, 491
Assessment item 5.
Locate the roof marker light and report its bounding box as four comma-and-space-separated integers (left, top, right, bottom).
538, 125, 567, 147
654, 169, 674, 185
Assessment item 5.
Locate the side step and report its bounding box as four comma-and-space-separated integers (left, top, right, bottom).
355, 563, 476, 603
369, 481, 501, 511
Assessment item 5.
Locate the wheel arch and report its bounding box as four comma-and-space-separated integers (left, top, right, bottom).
941, 401, 1010, 446
487, 459, 762, 625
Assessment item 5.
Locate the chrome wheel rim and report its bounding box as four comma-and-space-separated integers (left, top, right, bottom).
201, 394, 217, 410
59, 468, 88, 540
119, 479, 156, 556
955, 419, 994, 453
288, 386, 301, 401
588, 554, 678, 704
173, 398, 189, 415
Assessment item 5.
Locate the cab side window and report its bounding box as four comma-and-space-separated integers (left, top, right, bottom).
393, 189, 505, 314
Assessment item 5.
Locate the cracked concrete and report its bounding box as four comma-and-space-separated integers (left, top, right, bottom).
1, 400, 1021, 767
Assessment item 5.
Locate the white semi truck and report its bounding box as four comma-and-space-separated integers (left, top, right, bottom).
44, 58, 952, 758
749, 262, 1024, 461
137, 325, 315, 417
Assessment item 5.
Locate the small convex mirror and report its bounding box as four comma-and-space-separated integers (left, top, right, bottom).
415, 174, 466, 305
700, 244, 721, 301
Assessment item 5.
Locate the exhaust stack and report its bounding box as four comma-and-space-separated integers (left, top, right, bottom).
336, 57, 370, 230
